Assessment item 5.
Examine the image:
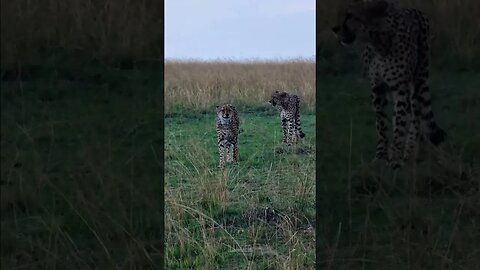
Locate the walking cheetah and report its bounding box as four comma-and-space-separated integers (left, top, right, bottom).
268, 91, 306, 145
332, 0, 446, 169
216, 104, 239, 168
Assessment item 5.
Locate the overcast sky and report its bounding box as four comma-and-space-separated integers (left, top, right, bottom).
165, 0, 315, 60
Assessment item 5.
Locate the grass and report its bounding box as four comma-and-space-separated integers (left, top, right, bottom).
165, 112, 316, 269
164, 61, 316, 269
317, 70, 480, 269
1, 63, 164, 269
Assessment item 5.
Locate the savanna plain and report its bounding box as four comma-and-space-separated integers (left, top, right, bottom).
165, 60, 316, 269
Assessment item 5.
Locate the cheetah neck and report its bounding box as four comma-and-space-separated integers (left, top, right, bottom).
366, 30, 393, 57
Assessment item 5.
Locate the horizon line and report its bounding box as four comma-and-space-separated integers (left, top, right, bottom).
164, 56, 315, 63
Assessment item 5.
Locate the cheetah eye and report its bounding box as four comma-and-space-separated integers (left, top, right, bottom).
345, 12, 353, 21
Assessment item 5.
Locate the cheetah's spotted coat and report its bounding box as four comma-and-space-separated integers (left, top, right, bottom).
332, 0, 446, 169
215, 104, 239, 168
269, 91, 306, 145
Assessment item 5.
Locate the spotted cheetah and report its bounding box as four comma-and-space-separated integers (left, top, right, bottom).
268, 91, 306, 145
332, 0, 446, 169
216, 104, 239, 168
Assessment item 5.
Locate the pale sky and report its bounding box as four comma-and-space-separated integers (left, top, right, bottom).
165, 0, 315, 60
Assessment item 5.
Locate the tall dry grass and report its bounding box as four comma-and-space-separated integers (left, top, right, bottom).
164, 60, 316, 114
318, 0, 480, 68
0, 0, 163, 68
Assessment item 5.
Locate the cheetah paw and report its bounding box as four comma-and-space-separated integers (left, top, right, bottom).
371, 157, 388, 167
387, 159, 404, 170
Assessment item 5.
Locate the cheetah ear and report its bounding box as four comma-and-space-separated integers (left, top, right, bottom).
367, 0, 388, 16
354, 0, 388, 23
216, 105, 219, 109
275, 90, 279, 93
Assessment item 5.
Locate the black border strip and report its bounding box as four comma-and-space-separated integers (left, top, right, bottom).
315, 0, 322, 269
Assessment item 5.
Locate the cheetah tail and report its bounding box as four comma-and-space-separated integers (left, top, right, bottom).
428, 125, 447, 146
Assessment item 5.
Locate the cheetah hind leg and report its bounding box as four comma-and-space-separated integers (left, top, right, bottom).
287, 119, 296, 145
388, 85, 410, 170
403, 93, 421, 162
281, 118, 288, 144
371, 83, 389, 164
295, 116, 305, 139
233, 143, 239, 163
416, 79, 447, 146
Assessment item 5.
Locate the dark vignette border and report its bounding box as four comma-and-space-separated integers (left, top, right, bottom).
159, 0, 166, 267
315, 0, 321, 269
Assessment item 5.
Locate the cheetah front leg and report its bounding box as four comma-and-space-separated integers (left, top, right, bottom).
233, 141, 239, 163
404, 87, 421, 161
389, 83, 411, 169
371, 84, 389, 162
226, 143, 233, 162
281, 118, 288, 144
218, 140, 226, 168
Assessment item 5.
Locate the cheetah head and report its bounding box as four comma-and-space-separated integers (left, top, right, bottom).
331, 0, 389, 46
268, 91, 288, 107
216, 104, 235, 124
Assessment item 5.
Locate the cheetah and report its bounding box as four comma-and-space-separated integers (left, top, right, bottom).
332, 0, 446, 169
268, 91, 306, 145
216, 104, 239, 168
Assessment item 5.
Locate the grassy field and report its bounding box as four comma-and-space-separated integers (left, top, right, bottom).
1, 61, 478, 269
1, 63, 164, 269
317, 70, 480, 269
165, 61, 316, 269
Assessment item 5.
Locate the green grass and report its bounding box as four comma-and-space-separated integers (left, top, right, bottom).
317, 71, 480, 269
2, 59, 478, 269
165, 110, 316, 269
1, 65, 164, 269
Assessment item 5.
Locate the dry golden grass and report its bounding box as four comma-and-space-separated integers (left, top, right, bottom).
165, 60, 316, 114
